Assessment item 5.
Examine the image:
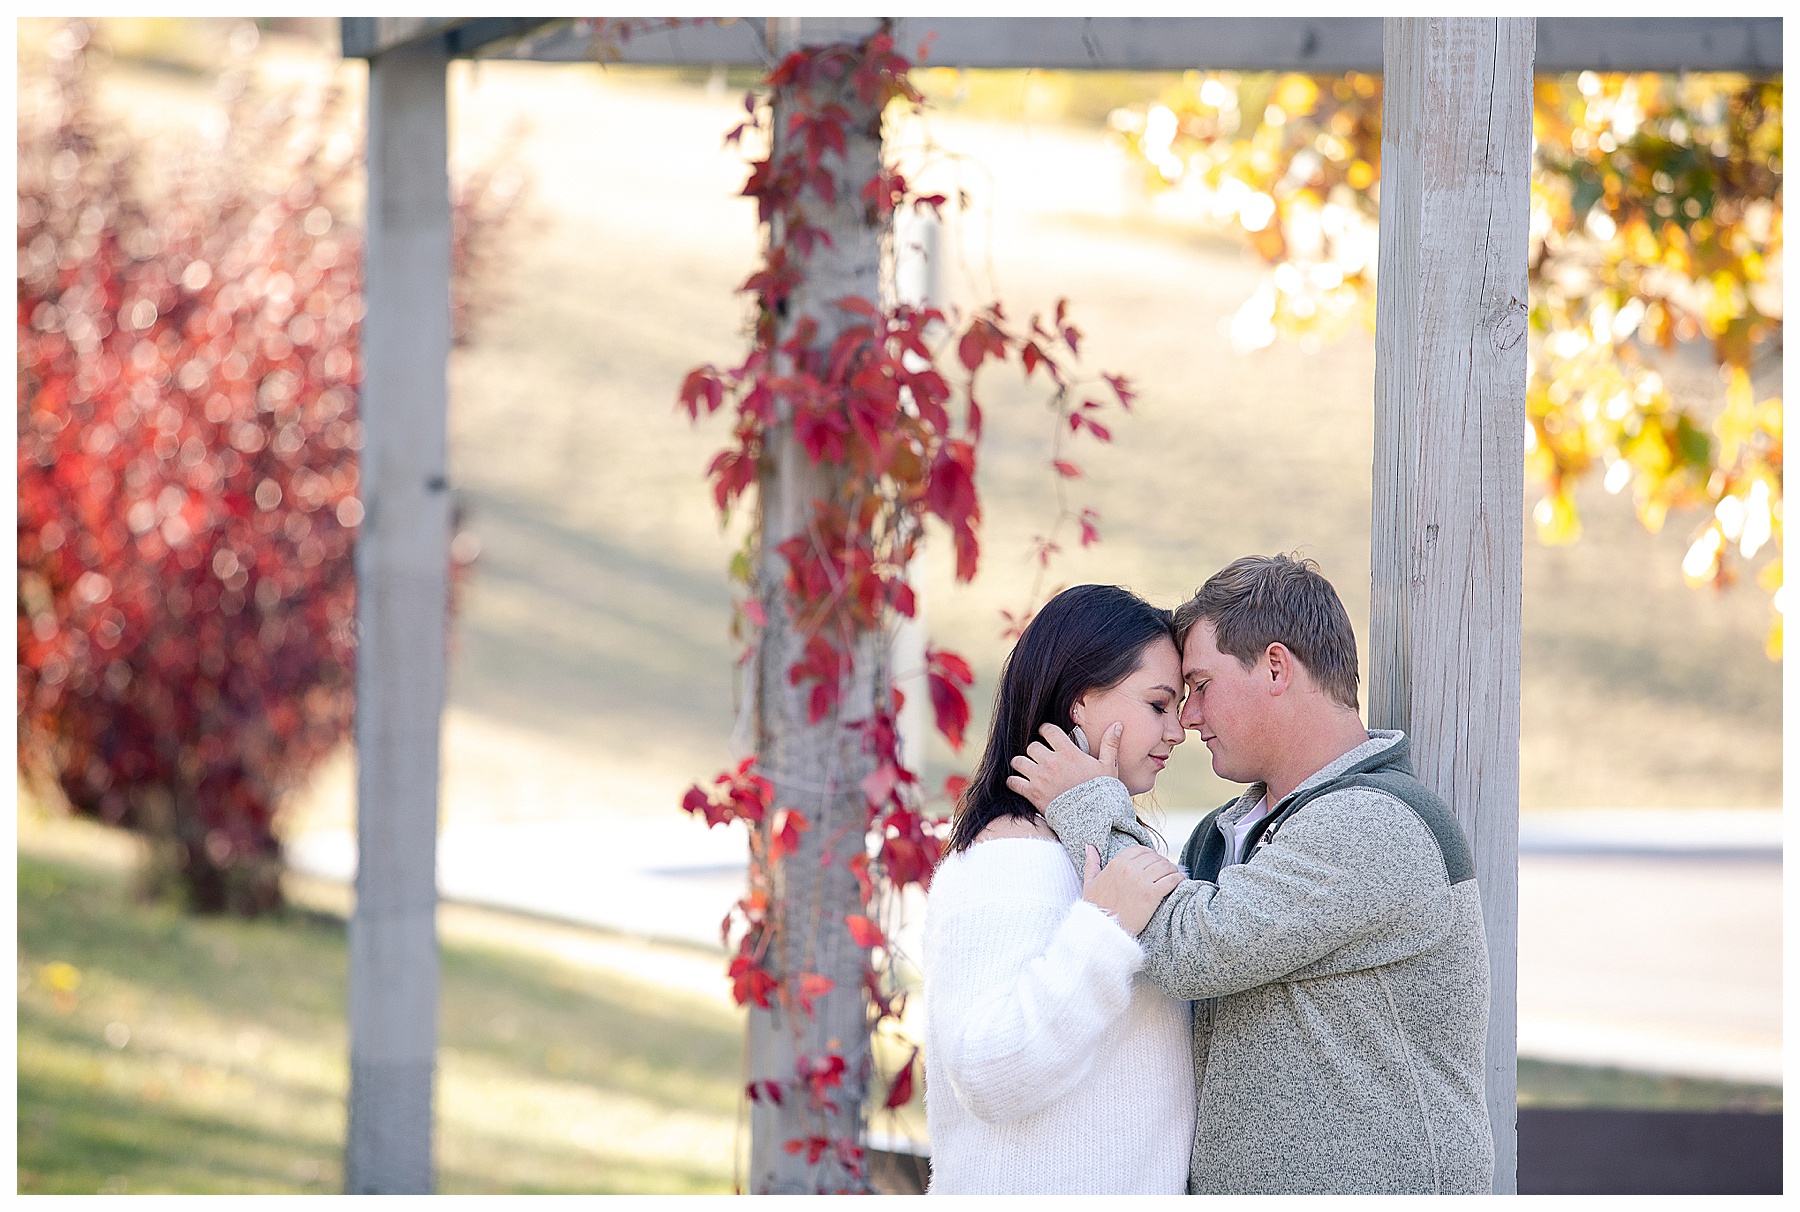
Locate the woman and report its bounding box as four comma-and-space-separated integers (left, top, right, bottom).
922, 584, 1195, 1194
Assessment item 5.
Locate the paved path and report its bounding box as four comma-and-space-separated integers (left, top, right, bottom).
286, 807, 1781, 1085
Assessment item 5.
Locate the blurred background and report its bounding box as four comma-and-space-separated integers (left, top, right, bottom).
16, 17, 1782, 1194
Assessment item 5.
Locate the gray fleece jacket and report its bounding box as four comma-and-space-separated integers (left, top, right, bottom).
1044, 729, 1493, 1194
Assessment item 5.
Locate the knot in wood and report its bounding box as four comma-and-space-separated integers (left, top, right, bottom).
1490, 296, 1528, 352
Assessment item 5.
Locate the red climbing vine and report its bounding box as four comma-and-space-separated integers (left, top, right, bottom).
675, 25, 1133, 1189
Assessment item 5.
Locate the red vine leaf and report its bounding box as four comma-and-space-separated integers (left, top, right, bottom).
706, 447, 756, 514
860, 762, 900, 809
1070, 409, 1113, 442
884, 1046, 920, 1108
1078, 508, 1102, 547
845, 914, 886, 949
1104, 372, 1137, 411
927, 647, 975, 750
1000, 608, 1035, 642
880, 833, 935, 888
925, 442, 977, 527
771, 807, 810, 860
849, 850, 874, 903
1052, 459, 1083, 479
796, 972, 836, 1015
787, 634, 847, 723
728, 954, 778, 1008
891, 578, 917, 619
680, 784, 716, 823
676, 369, 720, 421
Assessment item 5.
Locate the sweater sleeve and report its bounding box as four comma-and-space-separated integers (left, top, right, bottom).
1042, 776, 1161, 875
1134, 789, 1457, 999
928, 850, 1147, 1126
1045, 775, 1458, 999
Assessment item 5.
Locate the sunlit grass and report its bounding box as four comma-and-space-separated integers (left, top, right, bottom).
17, 800, 1780, 1193
1517, 1057, 1780, 1114
18, 811, 743, 1194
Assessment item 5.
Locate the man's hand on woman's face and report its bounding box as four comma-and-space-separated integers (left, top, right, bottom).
1082, 843, 1183, 935
1005, 720, 1124, 810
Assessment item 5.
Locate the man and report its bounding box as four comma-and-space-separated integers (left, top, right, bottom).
1006, 553, 1493, 1194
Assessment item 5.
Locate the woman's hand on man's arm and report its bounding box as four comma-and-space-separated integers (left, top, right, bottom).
1083, 843, 1183, 935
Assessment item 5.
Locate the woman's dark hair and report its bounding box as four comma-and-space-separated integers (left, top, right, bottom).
947, 584, 1176, 854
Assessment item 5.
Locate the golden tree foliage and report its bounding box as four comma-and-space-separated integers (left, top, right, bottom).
1113, 70, 1783, 657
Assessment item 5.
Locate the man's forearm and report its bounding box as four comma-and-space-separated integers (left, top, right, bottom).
1126, 832, 1449, 1000
1042, 776, 1156, 874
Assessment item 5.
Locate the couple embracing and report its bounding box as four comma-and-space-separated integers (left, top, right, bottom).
921, 554, 1493, 1195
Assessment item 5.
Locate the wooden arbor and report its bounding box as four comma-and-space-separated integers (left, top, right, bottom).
338, 16, 1780, 1195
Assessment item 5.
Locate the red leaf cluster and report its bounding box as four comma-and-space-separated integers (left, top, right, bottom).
679, 757, 774, 829
795, 1051, 847, 1111
746, 1079, 785, 1105
729, 952, 779, 1009
672, 25, 1137, 1183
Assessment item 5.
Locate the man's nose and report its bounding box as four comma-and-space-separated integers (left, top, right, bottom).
1179, 694, 1202, 730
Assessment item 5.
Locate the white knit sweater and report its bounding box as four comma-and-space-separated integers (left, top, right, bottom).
921, 838, 1196, 1194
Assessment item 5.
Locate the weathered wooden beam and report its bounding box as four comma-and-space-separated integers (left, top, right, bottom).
900, 17, 1385, 71
455, 16, 1778, 73
340, 17, 468, 61
344, 34, 453, 1196
1369, 16, 1532, 1195
1536, 16, 1781, 73
444, 17, 562, 59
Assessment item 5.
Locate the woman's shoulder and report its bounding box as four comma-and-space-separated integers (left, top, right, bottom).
931, 831, 1078, 908
973, 813, 1059, 845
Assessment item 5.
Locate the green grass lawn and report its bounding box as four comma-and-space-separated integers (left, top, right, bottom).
1517, 1058, 1779, 1113
18, 810, 1777, 1194
18, 812, 745, 1194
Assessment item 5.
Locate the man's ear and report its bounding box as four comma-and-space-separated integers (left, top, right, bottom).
1265, 643, 1293, 696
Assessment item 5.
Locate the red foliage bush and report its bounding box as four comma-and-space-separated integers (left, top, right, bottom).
16, 24, 512, 912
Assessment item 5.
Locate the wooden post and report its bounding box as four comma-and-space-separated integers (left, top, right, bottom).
345, 34, 452, 1195
745, 15, 887, 1194
1369, 16, 1533, 1194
